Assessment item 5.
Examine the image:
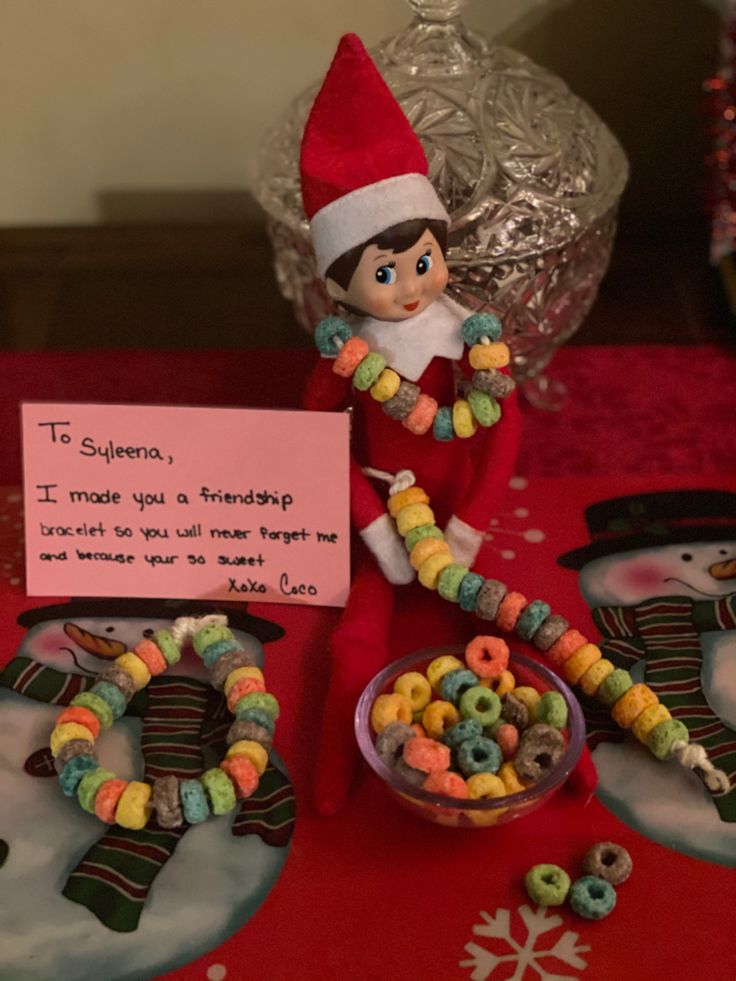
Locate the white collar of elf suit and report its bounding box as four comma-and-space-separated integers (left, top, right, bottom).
356, 293, 466, 382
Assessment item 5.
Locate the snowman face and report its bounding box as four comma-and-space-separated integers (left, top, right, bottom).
578, 540, 736, 607
17, 614, 264, 681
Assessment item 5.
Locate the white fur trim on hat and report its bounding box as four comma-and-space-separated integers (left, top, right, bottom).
312, 173, 449, 278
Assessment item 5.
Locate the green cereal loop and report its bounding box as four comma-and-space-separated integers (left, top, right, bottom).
193, 624, 234, 657
525, 864, 571, 907
91, 680, 127, 720
153, 629, 181, 666
647, 718, 689, 760
569, 875, 616, 920
467, 389, 501, 428
71, 691, 114, 730
77, 767, 116, 814
597, 668, 633, 708
353, 352, 386, 391
536, 690, 568, 729
200, 767, 237, 815
235, 691, 280, 721
459, 686, 501, 727
404, 524, 443, 553
437, 563, 469, 602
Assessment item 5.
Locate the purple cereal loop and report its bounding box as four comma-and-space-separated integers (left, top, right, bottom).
394, 756, 428, 788
501, 693, 529, 730
210, 648, 257, 691
582, 841, 633, 885
533, 614, 570, 652
472, 369, 515, 399
97, 665, 136, 702
382, 381, 420, 420
375, 721, 415, 768
152, 774, 183, 829
475, 579, 507, 621
53, 739, 97, 774
227, 719, 273, 751
515, 724, 566, 783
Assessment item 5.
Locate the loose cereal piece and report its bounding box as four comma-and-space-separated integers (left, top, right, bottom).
525, 864, 571, 906
375, 721, 415, 768
422, 700, 460, 739
536, 691, 568, 729
403, 736, 451, 774
393, 671, 432, 713
515, 725, 565, 783
464, 635, 509, 679
370, 692, 413, 734
582, 842, 632, 885
459, 686, 502, 728
569, 876, 617, 920
457, 736, 502, 776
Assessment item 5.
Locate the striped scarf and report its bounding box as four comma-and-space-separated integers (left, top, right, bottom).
1, 658, 295, 932
592, 595, 736, 823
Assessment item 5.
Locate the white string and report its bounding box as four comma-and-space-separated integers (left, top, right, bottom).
362, 466, 416, 496
170, 614, 228, 647
670, 740, 731, 795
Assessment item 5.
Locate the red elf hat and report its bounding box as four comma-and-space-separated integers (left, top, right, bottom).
300, 33, 449, 278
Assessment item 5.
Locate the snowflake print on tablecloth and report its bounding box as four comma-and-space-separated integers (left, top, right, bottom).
460, 904, 590, 981
482, 476, 546, 562
0, 489, 24, 587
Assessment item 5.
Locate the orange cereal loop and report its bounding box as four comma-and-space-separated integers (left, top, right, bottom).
403, 736, 450, 774
333, 336, 370, 377
388, 485, 429, 517
417, 551, 454, 589
220, 756, 260, 798
134, 639, 167, 676
563, 643, 602, 685
547, 629, 588, 667
94, 778, 128, 823
426, 654, 464, 693
223, 665, 264, 697
631, 702, 672, 744
579, 658, 615, 697
495, 591, 528, 633
370, 692, 413, 734
422, 700, 460, 739
402, 393, 439, 435
611, 683, 659, 729
55, 705, 101, 741
423, 770, 469, 799
465, 635, 510, 679
226, 675, 266, 713
411, 723, 426, 738
409, 536, 450, 571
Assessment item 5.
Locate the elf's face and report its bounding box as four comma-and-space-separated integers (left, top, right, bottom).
331, 230, 449, 321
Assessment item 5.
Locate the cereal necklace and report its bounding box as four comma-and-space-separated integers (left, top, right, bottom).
48, 615, 280, 829
314, 312, 515, 440
382, 473, 732, 797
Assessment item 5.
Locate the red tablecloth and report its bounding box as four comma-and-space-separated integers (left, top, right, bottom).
1, 346, 735, 981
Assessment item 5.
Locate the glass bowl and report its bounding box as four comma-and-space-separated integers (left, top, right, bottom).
355, 645, 585, 828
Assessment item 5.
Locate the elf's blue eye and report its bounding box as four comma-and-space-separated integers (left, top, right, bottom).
375, 265, 396, 285
416, 253, 432, 276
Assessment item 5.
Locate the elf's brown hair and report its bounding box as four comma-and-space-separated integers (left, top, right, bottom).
325, 218, 448, 290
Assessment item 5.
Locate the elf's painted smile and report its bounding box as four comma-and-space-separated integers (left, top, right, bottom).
332, 231, 449, 322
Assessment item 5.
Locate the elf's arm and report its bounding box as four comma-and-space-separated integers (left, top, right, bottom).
445, 385, 522, 569
303, 356, 413, 584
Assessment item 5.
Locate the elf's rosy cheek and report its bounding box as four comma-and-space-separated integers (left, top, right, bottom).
600, 558, 671, 601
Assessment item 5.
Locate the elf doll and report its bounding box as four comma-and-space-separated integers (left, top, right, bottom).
301, 34, 522, 814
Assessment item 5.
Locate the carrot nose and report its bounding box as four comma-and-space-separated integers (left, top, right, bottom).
709, 558, 736, 580
63, 622, 128, 659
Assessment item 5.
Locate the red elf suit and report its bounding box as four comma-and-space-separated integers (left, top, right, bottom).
301, 35, 522, 814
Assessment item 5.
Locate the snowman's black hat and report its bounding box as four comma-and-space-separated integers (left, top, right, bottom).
558, 490, 736, 570
17, 597, 284, 644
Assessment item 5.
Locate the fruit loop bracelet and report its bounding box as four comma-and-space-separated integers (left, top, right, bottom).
377, 469, 732, 798
314, 312, 515, 440
48, 614, 279, 829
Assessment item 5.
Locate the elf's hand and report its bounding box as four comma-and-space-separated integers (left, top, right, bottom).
360, 514, 415, 584
444, 515, 484, 569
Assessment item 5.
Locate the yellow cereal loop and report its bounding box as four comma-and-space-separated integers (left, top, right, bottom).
393, 671, 432, 713
370, 692, 413, 734
479, 669, 516, 696
512, 686, 541, 721
563, 643, 602, 685
226, 739, 268, 775
422, 700, 460, 739
396, 503, 435, 537
115, 781, 153, 830
418, 551, 454, 589
50, 722, 95, 757
499, 762, 527, 795
114, 652, 151, 692
452, 399, 477, 438
579, 657, 615, 697
370, 367, 401, 402
223, 666, 264, 697
469, 341, 510, 370
466, 772, 506, 800
409, 536, 450, 571
631, 703, 672, 744
388, 486, 429, 518
427, 655, 464, 693
611, 683, 659, 728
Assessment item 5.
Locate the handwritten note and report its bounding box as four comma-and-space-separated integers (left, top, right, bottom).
22, 402, 350, 607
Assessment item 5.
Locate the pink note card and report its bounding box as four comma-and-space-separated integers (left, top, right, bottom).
21, 402, 350, 607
